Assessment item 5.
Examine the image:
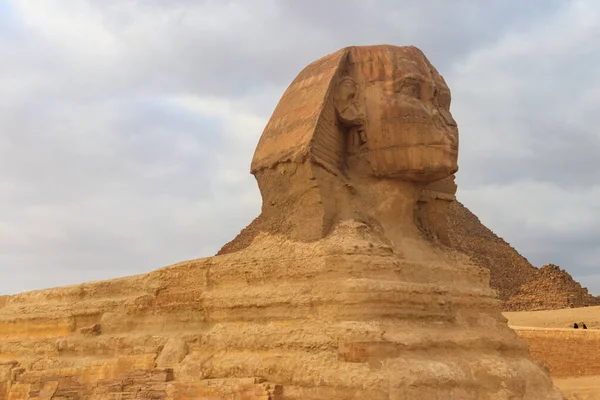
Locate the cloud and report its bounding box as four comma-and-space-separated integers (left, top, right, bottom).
0, 94, 263, 293
451, 0, 600, 291
0, 0, 598, 295
451, 0, 600, 188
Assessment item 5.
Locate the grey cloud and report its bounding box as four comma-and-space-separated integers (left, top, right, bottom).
447, 1, 600, 294
4, 1, 566, 101
0, 94, 260, 292
457, 123, 600, 188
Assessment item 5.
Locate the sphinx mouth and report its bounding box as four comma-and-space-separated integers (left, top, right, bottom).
368, 142, 458, 156
445, 134, 459, 152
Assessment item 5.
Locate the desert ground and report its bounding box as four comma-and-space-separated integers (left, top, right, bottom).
505, 306, 600, 399
504, 306, 600, 329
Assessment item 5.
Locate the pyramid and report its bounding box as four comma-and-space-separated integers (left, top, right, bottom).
446, 201, 538, 301
505, 264, 600, 311
445, 202, 597, 311
0, 45, 563, 399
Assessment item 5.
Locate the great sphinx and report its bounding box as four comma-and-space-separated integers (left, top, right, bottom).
0, 45, 563, 399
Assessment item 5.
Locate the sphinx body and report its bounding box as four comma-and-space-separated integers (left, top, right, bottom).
0, 46, 563, 399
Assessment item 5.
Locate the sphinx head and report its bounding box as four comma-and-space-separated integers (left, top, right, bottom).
250, 45, 459, 241
336, 46, 458, 182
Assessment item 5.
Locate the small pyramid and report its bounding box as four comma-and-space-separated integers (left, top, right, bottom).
505, 264, 600, 311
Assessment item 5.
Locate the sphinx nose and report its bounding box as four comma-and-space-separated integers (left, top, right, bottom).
438, 109, 457, 127
446, 132, 459, 150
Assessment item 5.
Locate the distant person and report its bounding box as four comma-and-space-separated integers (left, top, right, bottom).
574, 323, 579, 329
583, 323, 587, 329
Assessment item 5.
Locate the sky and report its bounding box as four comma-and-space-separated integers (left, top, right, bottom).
0, 0, 599, 295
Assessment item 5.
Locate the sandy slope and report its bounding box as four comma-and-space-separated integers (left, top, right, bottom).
503, 305, 600, 329
554, 376, 600, 400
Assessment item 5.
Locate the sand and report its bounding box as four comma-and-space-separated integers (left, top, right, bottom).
505, 306, 600, 399
554, 376, 600, 400
504, 305, 600, 329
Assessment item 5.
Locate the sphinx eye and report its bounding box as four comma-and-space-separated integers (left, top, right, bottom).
437, 91, 451, 109
346, 90, 355, 102
398, 78, 421, 99
339, 82, 356, 102
432, 89, 439, 106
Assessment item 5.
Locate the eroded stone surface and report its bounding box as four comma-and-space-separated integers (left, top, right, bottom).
156, 338, 188, 369
0, 45, 564, 399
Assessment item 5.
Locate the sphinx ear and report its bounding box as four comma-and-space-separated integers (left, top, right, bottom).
334, 77, 365, 127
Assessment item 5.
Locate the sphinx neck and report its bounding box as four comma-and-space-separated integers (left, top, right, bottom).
354, 177, 428, 248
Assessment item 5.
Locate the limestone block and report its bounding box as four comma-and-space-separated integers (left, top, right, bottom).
155, 339, 187, 369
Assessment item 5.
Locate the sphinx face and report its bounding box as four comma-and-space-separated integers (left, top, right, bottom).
349, 47, 459, 182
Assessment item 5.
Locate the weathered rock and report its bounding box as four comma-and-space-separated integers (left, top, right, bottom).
0, 45, 563, 399
155, 338, 188, 368
79, 323, 101, 336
